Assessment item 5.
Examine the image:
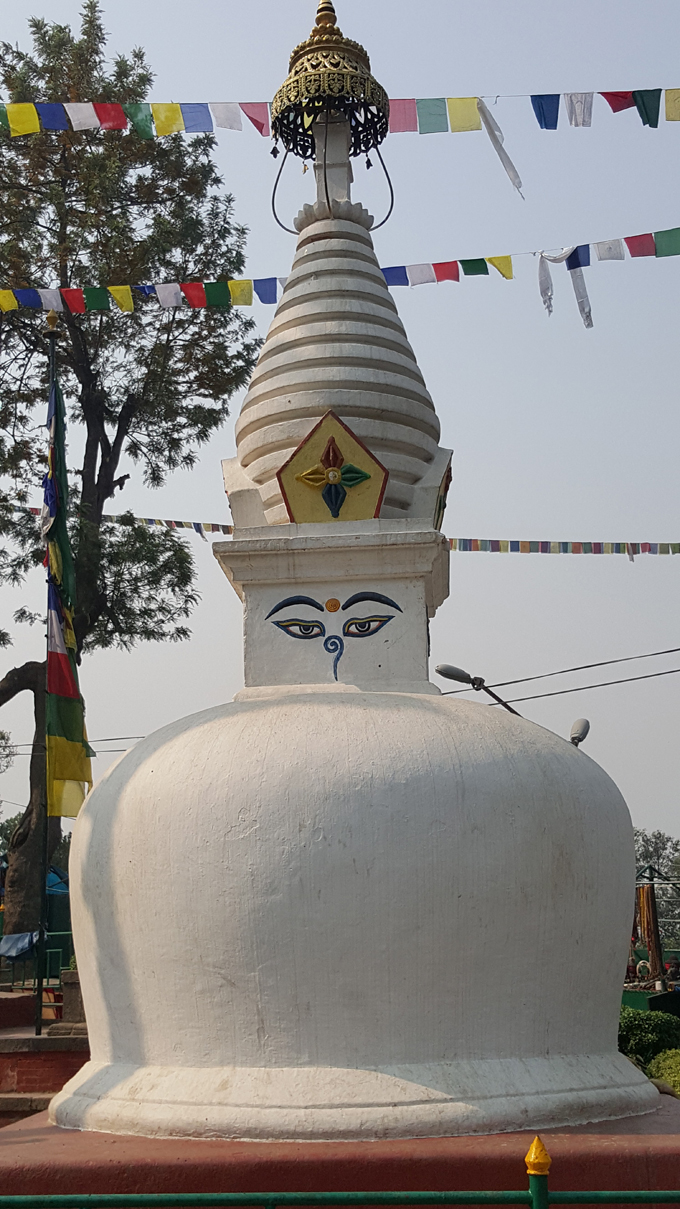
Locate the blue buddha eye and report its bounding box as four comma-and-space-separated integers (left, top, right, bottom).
273, 618, 326, 640
342, 615, 393, 638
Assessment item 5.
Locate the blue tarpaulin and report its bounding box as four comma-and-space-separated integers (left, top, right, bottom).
0, 930, 39, 961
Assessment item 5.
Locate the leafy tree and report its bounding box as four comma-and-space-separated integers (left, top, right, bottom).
0, 730, 14, 775
635, 829, 680, 947
0, 2, 260, 934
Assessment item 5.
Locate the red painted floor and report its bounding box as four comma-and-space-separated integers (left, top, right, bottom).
1, 1103, 680, 1194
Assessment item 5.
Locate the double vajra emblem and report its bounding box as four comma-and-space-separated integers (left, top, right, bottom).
294, 436, 371, 519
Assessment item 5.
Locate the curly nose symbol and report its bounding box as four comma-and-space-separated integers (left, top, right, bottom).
323, 634, 344, 681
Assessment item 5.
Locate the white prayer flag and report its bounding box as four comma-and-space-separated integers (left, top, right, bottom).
538, 248, 576, 317
564, 93, 594, 127
569, 267, 593, 329
477, 99, 523, 196
64, 102, 100, 131
210, 103, 242, 131
154, 283, 183, 308
278, 277, 288, 291
406, 264, 437, 286
38, 289, 63, 312
594, 239, 625, 261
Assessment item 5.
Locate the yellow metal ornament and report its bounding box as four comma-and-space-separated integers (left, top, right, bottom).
525, 1136, 552, 1175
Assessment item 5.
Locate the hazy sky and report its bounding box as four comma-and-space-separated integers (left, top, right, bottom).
1, 0, 679, 835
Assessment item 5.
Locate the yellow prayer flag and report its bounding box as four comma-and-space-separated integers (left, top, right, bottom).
550, 542, 559, 554
487, 256, 513, 280
0, 290, 18, 312
108, 285, 134, 313
7, 102, 40, 136
499, 540, 509, 553
228, 279, 253, 306
151, 103, 184, 136
665, 90, 680, 121
446, 97, 482, 132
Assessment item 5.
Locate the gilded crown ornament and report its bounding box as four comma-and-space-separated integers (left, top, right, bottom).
271, 0, 389, 160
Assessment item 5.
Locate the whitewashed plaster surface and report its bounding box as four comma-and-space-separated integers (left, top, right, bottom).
52, 689, 656, 1138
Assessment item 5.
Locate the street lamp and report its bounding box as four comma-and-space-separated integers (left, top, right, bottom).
435, 664, 522, 716
569, 718, 590, 747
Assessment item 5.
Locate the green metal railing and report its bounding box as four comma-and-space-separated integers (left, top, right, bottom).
0, 1139, 678, 1209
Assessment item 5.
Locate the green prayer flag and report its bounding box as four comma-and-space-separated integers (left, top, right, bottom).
204, 281, 232, 308
460, 259, 489, 276
123, 103, 154, 139
633, 89, 662, 128
83, 287, 110, 311
660, 543, 670, 555
671, 544, 680, 555
654, 227, 680, 257
415, 98, 449, 134
0, 104, 8, 133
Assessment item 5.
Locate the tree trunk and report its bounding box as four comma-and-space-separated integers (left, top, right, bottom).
0, 661, 61, 935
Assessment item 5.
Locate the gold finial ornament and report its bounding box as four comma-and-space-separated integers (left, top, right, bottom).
271, 1, 389, 160
46, 309, 59, 331
315, 0, 337, 27
525, 1136, 552, 1176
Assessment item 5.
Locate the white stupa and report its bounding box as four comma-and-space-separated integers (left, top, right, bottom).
51, 1, 656, 1140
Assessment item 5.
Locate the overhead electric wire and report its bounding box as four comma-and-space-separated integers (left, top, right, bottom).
490, 665, 680, 705
440, 644, 680, 695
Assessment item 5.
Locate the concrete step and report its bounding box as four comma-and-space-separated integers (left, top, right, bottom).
0, 1092, 51, 1129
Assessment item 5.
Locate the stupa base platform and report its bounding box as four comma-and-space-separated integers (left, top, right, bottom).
2, 1102, 680, 1194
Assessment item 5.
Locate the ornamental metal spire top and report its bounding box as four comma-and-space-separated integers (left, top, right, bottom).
271, 0, 389, 160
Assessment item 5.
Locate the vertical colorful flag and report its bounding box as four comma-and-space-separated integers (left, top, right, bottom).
41, 374, 93, 817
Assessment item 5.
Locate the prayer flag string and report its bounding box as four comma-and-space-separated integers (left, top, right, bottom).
4, 92, 680, 138
23, 509, 680, 559
3, 224, 680, 323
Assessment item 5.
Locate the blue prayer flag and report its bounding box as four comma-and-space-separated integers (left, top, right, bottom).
36, 103, 69, 131
133, 285, 157, 296
13, 289, 42, 308
530, 95, 560, 129
510, 541, 520, 552
254, 278, 278, 304
382, 266, 409, 286
566, 245, 590, 270
180, 104, 213, 133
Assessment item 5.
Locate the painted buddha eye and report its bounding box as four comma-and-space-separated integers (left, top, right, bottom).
342, 615, 393, 638
273, 618, 326, 640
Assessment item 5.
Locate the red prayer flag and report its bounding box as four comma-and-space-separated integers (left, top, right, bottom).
625, 233, 656, 257
600, 92, 635, 113
180, 282, 207, 308
93, 103, 127, 130
240, 102, 270, 137
389, 99, 418, 133
433, 261, 460, 282
597, 91, 634, 113
60, 288, 86, 314
47, 650, 80, 699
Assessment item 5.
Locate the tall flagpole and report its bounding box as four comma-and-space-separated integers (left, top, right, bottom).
35, 309, 59, 1037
